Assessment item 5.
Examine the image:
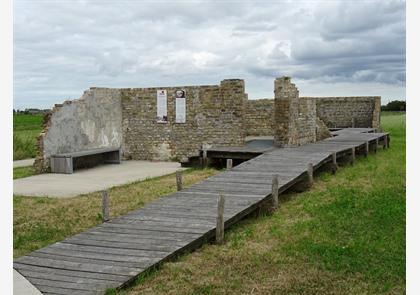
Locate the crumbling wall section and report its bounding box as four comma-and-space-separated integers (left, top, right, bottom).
314, 96, 381, 128
34, 88, 122, 172
274, 77, 317, 146
121, 79, 246, 162
297, 97, 317, 145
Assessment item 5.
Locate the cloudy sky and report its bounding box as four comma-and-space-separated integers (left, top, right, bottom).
14, 0, 405, 109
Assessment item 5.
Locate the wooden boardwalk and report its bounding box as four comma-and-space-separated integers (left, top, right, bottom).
14, 129, 389, 295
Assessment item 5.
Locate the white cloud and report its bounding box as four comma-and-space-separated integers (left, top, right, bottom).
13, 0, 406, 109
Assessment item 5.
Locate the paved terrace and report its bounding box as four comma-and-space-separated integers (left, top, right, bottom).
14, 161, 183, 198
14, 129, 389, 294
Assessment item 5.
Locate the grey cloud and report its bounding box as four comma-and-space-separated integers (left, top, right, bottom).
13, 0, 405, 109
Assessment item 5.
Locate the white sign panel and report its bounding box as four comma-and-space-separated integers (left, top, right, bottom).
156, 90, 167, 123
175, 89, 186, 123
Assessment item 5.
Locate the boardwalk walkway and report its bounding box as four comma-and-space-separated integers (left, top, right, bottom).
14, 129, 389, 295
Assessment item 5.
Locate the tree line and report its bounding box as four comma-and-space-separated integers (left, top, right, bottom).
381, 100, 405, 112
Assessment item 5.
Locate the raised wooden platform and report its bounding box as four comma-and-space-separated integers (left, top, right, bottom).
14, 129, 389, 295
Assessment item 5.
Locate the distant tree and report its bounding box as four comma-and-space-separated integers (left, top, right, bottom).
382, 100, 406, 112
13, 109, 16, 114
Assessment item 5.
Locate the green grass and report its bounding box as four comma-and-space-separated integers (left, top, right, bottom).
12, 112, 405, 294
122, 113, 405, 294
13, 114, 43, 160
13, 168, 218, 258
13, 166, 36, 179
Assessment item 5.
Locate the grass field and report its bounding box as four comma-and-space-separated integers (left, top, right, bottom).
13, 112, 405, 294
13, 166, 36, 179
123, 113, 405, 294
13, 168, 218, 258
13, 114, 43, 160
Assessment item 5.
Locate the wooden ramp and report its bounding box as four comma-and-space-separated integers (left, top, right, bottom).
14, 129, 389, 295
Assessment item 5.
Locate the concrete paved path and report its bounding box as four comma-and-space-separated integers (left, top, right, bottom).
13, 161, 183, 198
14, 269, 42, 295
13, 158, 35, 168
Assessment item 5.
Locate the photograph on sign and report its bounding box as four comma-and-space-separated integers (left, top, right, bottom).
156, 89, 168, 123
175, 89, 186, 123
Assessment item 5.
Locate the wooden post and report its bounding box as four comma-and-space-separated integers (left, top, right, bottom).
331, 152, 338, 174
202, 149, 208, 168
365, 142, 369, 157
387, 135, 390, 148
176, 170, 183, 191
383, 135, 388, 149
374, 138, 379, 153
102, 190, 109, 222
351, 147, 356, 165
227, 159, 233, 170
216, 194, 225, 244
351, 117, 355, 128
271, 174, 279, 209
307, 163, 314, 186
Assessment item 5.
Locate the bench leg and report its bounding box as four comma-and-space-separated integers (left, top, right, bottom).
104, 150, 121, 164
51, 157, 73, 174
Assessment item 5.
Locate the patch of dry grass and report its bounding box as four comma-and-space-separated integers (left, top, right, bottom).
13, 168, 218, 258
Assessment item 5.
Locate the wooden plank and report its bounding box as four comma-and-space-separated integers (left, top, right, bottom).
97, 222, 210, 234
14, 262, 130, 282
70, 232, 196, 247
87, 227, 203, 242
140, 203, 248, 213
18, 269, 120, 289
28, 252, 150, 269
114, 213, 216, 226
110, 216, 215, 228
35, 247, 161, 265
178, 190, 267, 199
15, 256, 142, 276
185, 186, 270, 195
62, 237, 183, 253
189, 181, 270, 191
32, 284, 95, 295
29, 277, 108, 293
124, 208, 237, 220
47, 242, 168, 258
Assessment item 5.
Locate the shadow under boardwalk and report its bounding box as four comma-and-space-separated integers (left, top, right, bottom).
14, 129, 390, 295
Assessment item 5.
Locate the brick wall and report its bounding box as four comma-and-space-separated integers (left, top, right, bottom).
314, 96, 381, 128
34, 76, 379, 173
121, 79, 246, 162
244, 99, 274, 136
274, 77, 317, 146
297, 97, 317, 145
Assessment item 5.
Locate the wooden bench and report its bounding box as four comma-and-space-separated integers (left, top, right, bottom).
50, 147, 121, 174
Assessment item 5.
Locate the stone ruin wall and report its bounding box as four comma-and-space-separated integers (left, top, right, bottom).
34, 76, 381, 172
314, 96, 381, 129
244, 99, 274, 136
121, 79, 246, 162
297, 97, 317, 144
34, 80, 246, 172
244, 94, 380, 139
34, 88, 122, 172
273, 77, 317, 147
